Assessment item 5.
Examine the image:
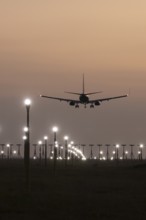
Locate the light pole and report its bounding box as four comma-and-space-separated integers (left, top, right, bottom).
23, 135, 27, 161
44, 136, 48, 167
100, 150, 103, 160
6, 144, 10, 159
125, 151, 128, 160
81, 144, 86, 155
113, 151, 116, 160
116, 144, 120, 160
64, 136, 69, 167
97, 144, 102, 160
1, 144, 5, 159
130, 144, 134, 160
105, 144, 110, 160
33, 144, 37, 159
10, 144, 13, 159
52, 126, 58, 173
24, 98, 31, 190
49, 144, 53, 158
89, 144, 94, 159
17, 144, 21, 158
139, 144, 144, 160
122, 144, 126, 160
38, 141, 42, 163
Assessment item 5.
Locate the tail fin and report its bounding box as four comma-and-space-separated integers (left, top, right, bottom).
83, 73, 85, 94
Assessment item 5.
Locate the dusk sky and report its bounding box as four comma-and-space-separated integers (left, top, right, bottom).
0, 1, 146, 154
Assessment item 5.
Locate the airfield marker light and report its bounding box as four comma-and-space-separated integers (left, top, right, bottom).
24, 99, 31, 106
52, 126, 58, 133
44, 136, 48, 140
23, 127, 29, 132
64, 136, 69, 140
13, 150, 17, 155
23, 135, 27, 140
38, 140, 42, 145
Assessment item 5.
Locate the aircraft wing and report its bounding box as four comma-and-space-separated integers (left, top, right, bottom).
40, 95, 80, 103
89, 94, 128, 103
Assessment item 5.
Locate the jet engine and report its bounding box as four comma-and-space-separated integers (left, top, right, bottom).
69, 101, 75, 106
95, 101, 100, 106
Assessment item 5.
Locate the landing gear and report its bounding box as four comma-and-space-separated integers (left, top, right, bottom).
90, 104, 94, 108
75, 104, 79, 108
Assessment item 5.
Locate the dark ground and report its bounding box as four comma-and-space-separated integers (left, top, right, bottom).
0, 159, 146, 220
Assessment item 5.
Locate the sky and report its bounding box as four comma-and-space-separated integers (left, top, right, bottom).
0, 0, 146, 156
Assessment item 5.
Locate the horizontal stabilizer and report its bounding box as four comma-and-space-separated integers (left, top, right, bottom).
64, 92, 81, 95
85, 91, 102, 95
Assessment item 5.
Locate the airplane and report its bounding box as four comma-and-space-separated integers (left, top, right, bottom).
40, 75, 128, 108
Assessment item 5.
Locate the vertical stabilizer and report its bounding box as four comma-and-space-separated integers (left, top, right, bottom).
83, 73, 85, 94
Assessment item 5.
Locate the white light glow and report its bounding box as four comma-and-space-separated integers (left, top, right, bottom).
24, 98, 31, 106
23, 127, 28, 132
13, 150, 17, 154
44, 136, 48, 140
64, 136, 69, 140
23, 135, 27, 140
52, 126, 58, 132
140, 144, 144, 148
38, 141, 42, 145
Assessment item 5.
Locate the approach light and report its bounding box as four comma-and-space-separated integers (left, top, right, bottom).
13, 150, 17, 154
23, 127, 29, 132
24, 98, 31, 106
64, 136, 69, 140
52, 126, 58, 132
23, 135, 27, 140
